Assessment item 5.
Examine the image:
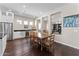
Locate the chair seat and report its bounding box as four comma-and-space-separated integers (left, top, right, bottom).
44, 42, 50, 46
43, 40, 54, 47
34, 39, 38, 42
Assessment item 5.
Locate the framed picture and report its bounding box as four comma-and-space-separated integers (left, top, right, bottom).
63, 15, 79, 27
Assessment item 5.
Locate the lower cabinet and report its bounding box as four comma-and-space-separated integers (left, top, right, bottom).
0, 35, 7, 56
13, 32, 25, 39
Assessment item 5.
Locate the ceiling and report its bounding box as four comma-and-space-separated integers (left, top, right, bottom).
0, 3, 66, 19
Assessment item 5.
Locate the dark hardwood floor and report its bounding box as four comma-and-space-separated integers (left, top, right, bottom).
3, 38, 79, 56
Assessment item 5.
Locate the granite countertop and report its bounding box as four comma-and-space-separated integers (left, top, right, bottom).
14, 29, 36, 32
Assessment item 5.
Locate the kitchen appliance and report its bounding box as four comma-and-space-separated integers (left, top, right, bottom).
52, 24, 61, 34
0, 22, 13, 40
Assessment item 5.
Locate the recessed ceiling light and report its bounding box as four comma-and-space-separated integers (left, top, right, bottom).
23, 5, 26, 8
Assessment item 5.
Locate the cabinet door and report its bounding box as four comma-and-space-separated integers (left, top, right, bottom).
6, 11, 14, 23
0, 23, 3, 34
0, 40, 2, 56
1, 35, 7, 56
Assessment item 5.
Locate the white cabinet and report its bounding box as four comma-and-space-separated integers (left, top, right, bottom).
0, 39, 2, 56
6, 11, 14, 23
0, 10, 2, 22
0, 10, 14, 23
1, 15, 7, 22
0, 35, 7, 56
13, 32, 25, 39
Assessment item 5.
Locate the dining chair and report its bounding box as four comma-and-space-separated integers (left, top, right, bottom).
30, 31, 39, 48
42, 34, 55, 52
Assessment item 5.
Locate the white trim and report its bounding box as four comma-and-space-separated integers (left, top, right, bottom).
55, 40, 79, 49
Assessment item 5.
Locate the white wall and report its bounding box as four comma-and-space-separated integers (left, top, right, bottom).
53, 4, 79, 49
62, 4, 79, 17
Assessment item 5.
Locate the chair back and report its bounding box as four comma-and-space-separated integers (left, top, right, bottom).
30, 31, 37, 41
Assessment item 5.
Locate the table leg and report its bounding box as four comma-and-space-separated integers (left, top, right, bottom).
41, 39, 43, 51
41, 45, 42, 51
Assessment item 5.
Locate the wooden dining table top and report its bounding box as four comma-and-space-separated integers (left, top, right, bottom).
37, 32, 54, 39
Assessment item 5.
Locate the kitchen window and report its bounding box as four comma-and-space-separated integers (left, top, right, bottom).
24, 21, 28, 25
17, 19, 22, 24
29, 21, 33, 26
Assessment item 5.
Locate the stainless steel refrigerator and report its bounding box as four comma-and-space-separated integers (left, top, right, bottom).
0, 22, 13, 40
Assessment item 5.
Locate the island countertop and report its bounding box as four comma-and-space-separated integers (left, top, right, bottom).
14, 29, 36, 32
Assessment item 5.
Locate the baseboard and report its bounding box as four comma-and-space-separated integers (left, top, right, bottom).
55, 41, 79, 50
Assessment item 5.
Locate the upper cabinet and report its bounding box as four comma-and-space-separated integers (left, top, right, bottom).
0, 9, 14, 23
0, 9, 2, 22
6, 11, 14, 23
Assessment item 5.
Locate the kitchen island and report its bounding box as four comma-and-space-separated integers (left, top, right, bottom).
13, 29, 36, 39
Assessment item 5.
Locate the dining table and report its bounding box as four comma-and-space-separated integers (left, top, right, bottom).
37, 32, 54, 51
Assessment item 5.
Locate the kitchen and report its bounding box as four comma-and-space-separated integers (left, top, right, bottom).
0, 3, 79, 56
